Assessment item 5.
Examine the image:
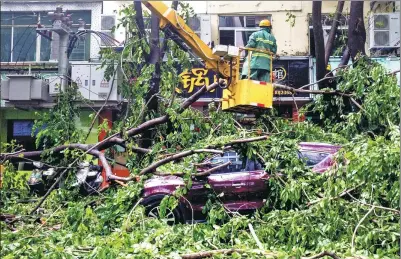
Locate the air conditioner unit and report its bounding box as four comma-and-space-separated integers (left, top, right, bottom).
100, 15, 117, 47
369, 13, 400, 49
188, 14, 212, 45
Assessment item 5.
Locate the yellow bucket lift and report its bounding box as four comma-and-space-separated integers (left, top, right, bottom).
222, 47, 274, 113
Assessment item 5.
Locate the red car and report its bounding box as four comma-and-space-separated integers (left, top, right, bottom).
141, 142, 341, 224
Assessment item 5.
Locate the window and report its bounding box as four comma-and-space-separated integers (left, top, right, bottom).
69, 26, 91, 61
66, 11, 91, 61
209, 151, 263, 173
299, 151, 330, 166
218, 15, 272, 47
308, 13, 349, 57
7, 120, 37, 152
0, 11, 91, 62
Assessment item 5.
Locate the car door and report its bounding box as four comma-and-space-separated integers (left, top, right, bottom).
206, 152, 253, 210
208, 151, 249, 201
244, 159, 269, 204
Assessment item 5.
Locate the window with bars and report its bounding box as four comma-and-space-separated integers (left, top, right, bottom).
0, 11, 91, 62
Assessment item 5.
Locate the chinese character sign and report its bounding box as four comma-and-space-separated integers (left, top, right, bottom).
273, 67, 286, 81
176, 67, 222, 99
179, 68, 211, 94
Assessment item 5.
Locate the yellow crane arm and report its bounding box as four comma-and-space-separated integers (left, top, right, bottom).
142, 1, 233, 78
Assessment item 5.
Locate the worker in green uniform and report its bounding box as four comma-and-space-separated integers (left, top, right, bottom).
241, 19, 277, 82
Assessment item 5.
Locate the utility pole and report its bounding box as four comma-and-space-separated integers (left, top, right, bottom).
38, 6, 72, 92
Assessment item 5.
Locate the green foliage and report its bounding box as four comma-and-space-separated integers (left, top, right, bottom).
1, 161, 30, 202
1, 4, 399, 259
309, 57, 400, 138
33, 84, 85, 150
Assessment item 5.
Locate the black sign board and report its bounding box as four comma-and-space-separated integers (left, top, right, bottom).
176, 58, 310, 99
272, 58, 310, 98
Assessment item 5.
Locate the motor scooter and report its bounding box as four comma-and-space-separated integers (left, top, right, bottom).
73, 161, 103, 195
27, 162, 58, 195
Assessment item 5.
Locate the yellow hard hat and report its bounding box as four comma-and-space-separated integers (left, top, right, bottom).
259, 19, 271, 27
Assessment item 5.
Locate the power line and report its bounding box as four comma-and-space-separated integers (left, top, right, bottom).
15, 34, 39, 64
6, 25, 34, 63
0, 14, 38, 22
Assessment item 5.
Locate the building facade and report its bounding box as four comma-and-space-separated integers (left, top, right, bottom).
179, 1, 400, 114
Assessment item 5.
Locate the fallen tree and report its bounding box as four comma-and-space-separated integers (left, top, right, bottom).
1, 3, 399, 259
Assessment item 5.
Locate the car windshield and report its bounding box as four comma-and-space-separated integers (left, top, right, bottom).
299, 151, 330, 166
208, 151, 263, 173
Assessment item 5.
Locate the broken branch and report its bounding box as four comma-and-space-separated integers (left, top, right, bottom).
274, 83, 354, 97
225, 135, 269, 145
351, 206, 375, 250
140, 149, 223, 175
350, 97, 368, 113
1, 144, 94, 161
304, 251, 340, 259
180, 249, 275, 259
307, 182, 365, 206
346, 191, 400, 214
1, 81, 222, 163
194, 161, 231, 177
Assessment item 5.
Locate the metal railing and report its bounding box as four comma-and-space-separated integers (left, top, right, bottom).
240, 47, 275, 82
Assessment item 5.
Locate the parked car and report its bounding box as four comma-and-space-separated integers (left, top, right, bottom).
141, 142, 341, 224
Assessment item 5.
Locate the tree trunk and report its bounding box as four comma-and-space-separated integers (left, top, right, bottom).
140, 14, 161, 149
347, 1, 366, 61
133, 2, 147, 42
312, 1, 326, 89
339, 46, 350, 66
325, 1, 345, 66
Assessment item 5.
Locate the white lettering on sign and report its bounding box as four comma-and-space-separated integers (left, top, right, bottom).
273, 67, 287, 81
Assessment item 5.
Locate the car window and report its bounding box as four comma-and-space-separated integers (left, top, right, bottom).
209, 151, 263, 173
299, 151, 330, 166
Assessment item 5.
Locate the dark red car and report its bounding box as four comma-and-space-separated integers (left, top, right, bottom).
141, 142, 341, 224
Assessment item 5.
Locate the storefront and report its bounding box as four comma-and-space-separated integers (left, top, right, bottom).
176, 57, 312, 120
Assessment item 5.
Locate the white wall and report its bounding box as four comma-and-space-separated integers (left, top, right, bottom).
195, 1, 373, 56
